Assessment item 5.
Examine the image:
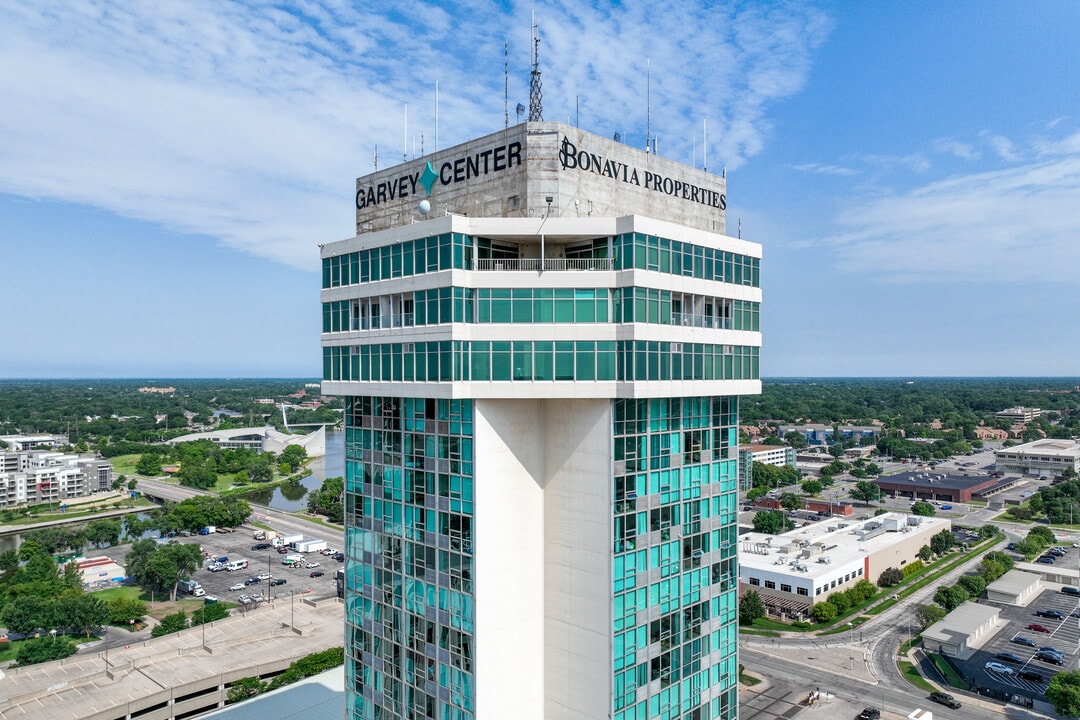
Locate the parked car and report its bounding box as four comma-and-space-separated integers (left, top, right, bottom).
1019, 670, 1045, 683
228, 583, 245, 591
857, 708, 880, 720
996, 652, 1024, 665
244, 577, 261, 585
1039, 646, 1063, 657
333, 553, 344, 562
1037, 609, 1066, 620
252, 543, 271, 550
270, 578, 287, 586
306, 561, 320, 568
1038, 651, 1064, 665
1063, 586, 1080, 596
940, 505, 953, 510
1038, 556, 1056, 564
1027, 624, 1052, 633
929, 692, 961, 709
257, 572, 272, 580
1012, 636, 1037, 647
237, 594, 252, 604
985, 662, 1015, 675
310, 571, 325, 578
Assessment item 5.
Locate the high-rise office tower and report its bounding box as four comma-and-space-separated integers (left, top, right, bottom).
321, 122, 761, 720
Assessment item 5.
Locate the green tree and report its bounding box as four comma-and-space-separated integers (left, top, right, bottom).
2, 595, 57, 635
135, 453, 162, 476
779, 493, 801, 512
911, 502, 936, 517
784, 431, 807, 449
877, 567, 903, 587
60, 593, 109, 638
801, 480, 823, 496
1047, 670, 1080, 718
933, 584, 969, 612
811, 601, 837, 622
13, 634, 77, 666
739, 590, 766, 625
957, 575, 987, 597
752, 510, 794, 535
1006, 506, 1034, 521
191, 602, 230, 625
850, 579, 877, 603
848, 480, 882, 507
227, 677, 266, 703
827, 591, 851, 613
914, 603, 946, 628
85, 519, 122, 547
930, 529, 956, 556
127, 478, 138, 491
918, 544, 933, 562
106, 597, 148, 625
151, 610, 189, 637
1028, 526, 1057, 547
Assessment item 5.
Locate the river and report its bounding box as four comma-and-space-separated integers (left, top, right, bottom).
233, 429, 344, 511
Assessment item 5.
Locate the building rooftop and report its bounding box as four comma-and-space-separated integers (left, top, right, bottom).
997, 439, 1080, 457
738, 512, 950, 578
875, 470, 998, 491
986, 569, 1042, 597
922, 601, 999, 642
0, 595, 344, 720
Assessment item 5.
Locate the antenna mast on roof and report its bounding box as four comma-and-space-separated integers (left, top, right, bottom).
373, 144, 378, 171
504, 39, 509, 128
529, 14, 543, 122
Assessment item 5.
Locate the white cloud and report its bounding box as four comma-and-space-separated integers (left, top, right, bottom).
790, 162, 858, 176
0, 0, 829, 269
859, 152, 932, 174
978, 130, 1021, 162
933, 138, 980, 161
824, 133, 1080, 284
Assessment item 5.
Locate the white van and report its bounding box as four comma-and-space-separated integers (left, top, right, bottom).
225, 559, 250, 571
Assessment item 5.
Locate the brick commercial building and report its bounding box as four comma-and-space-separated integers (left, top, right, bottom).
874, 470, 1000, 503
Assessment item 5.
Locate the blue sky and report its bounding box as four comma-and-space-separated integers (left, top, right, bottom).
2, 0, 1079, 378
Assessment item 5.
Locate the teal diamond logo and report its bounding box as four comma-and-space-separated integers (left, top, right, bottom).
419, 162, 438, 196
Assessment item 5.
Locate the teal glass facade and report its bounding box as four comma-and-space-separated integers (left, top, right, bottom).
345, 397, 476, 720
611, 397, 739, 720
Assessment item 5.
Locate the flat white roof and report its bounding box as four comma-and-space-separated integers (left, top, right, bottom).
923, 601, 999, 642
738, 512, 951, 580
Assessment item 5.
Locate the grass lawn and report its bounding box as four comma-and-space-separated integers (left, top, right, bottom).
929, 653, 965, 688
899, 660, 936, 693
749, 617, 793, 632
109, 454, 142, 477
0, 641, 19, 663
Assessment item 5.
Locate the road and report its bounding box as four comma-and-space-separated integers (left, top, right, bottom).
741, 536, 1057, 720
135, 477, 344, 547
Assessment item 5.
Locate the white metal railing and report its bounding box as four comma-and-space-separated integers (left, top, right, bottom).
473, 258, 614, 271
671, 313, 732, 330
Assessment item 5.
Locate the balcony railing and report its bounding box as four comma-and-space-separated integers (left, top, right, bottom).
473, 258, 614, 271
671, 313, 732, 330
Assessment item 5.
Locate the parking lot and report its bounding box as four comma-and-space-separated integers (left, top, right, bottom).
178, 529, 343, 603
952, 556, 1080, 699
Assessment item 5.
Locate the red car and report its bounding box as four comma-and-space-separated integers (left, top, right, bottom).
1027, 623, 1052, 633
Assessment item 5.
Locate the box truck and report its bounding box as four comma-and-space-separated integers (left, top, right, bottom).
294, 538, 327, 554
283, 553, 304, 566
179, 579, 204, 596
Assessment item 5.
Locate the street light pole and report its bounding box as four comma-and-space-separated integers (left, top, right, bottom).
848, 622, 854, 671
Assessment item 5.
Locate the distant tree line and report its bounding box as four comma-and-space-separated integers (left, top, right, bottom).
0, 379, 343, 449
